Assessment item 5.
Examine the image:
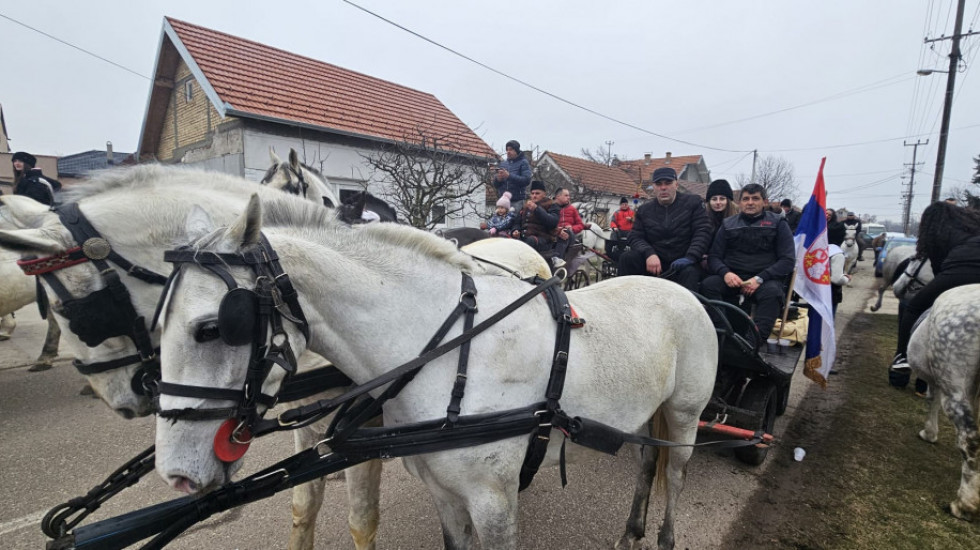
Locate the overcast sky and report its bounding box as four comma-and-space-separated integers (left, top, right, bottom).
2, 0, 978, 221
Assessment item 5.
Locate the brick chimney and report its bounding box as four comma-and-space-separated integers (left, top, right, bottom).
106, 141, 114, 165
665, 152, 672, 164
643, 153, 651, 165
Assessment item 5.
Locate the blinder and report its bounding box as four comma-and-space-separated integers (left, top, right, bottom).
218, 287, 259, 346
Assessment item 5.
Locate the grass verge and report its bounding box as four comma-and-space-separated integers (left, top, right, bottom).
723, 311, 980, 549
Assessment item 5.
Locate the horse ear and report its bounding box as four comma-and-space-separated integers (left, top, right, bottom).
288, 149, 301, 172
185, 205, 215, 242
226, 194, 263, 248
269, 147, 281, 165
0, 228, 66, 254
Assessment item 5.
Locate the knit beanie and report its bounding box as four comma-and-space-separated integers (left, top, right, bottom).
11, 151, 36, 168
620, 196, 629, 204
496, 191, 512, 209
706, 179, 733, 201
505, 140, 521, 153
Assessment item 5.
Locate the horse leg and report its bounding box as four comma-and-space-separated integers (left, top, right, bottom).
941, 395, 980, 520
616, 421, 658, 550
288, 419, 383, 550
657, 407, 701, 550
289, 424, 328, 550
35, 313, 61, 365
918, 390, 942, 443
0, 313, 16, 339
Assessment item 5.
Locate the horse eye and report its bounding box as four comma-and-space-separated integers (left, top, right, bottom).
194, 320, 221, 343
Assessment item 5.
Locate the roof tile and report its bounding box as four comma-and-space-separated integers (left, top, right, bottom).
166, 18, 494, 158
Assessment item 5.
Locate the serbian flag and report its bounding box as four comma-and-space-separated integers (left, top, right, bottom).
793, 158, 836, 387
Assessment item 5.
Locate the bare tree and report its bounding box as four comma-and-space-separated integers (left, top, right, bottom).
735, 155, 799, 203
361, 125, 490, 230
580, 143, 618, 167
972, 154, 979, 185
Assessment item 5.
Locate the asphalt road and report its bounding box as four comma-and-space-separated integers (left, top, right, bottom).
0, 266, 890, 550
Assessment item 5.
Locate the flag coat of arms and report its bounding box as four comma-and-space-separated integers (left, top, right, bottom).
793, 158, 836, 387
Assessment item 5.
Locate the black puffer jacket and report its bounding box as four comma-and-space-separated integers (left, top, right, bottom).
708, 210, 796, 281
627, 193, 713, 265
14, 169, 61, 205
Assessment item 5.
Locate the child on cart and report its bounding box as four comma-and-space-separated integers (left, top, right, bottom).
482, 192, 516, 236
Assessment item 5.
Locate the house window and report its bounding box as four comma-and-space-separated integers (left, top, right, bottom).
184, 80, 194, 102
430, 205, 447, 225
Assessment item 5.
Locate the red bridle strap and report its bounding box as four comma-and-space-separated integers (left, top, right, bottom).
17, 247, 89, 276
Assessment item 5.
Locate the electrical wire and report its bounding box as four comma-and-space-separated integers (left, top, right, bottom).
339, 0, 751, 154
0, 12, 149, 80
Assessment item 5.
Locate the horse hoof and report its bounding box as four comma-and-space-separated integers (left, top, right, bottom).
613, 535, 648, 550
950, 500, 977, 521
0, 334, 10, 341
917, 429, 938, 443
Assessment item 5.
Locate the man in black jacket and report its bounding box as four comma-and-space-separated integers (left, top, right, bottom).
700, 184, 796, 341
618, 167, 713, 292
11, 151, 60, 205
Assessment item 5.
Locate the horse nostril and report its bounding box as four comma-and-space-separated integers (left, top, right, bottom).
171, 476, 199, 494
115, 408, 136, 420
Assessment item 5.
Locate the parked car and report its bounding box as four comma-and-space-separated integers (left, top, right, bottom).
875, 235, 917, 277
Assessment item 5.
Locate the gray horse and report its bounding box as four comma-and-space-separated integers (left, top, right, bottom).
907, 284, 980, 521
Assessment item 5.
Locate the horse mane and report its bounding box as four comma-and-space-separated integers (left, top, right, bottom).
257, 196, 475, 273
59, 164, 267, 204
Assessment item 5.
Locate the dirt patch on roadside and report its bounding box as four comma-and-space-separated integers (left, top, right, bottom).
722, 311, 980, 549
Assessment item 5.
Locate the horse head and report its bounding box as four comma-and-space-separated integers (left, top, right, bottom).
0, 195, 158, 418
261, 148, 341, 209
156, 196, 308, 493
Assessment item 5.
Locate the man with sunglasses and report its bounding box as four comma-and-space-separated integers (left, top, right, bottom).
618, 167, 712, 292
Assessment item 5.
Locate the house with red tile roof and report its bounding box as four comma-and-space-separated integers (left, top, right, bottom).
137, 17, 494, 227
616, 152, 712, 198
533, 151, 714, 228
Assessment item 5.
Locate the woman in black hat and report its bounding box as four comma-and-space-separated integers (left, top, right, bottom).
11, 151, 61, 205
704, 179, 737, 235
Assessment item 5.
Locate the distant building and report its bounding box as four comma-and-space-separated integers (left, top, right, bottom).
616, 152, 712, 198
137, 17, 494, 227
535, 151, 646, 227
58, 145, 133, 185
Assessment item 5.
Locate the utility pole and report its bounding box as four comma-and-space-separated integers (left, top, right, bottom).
903, 139, 928, 235
750, 149, 758, 184
605, 140, 614, 166
929, 0, 966, 203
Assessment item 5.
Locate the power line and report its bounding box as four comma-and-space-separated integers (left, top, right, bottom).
674, 74, 913, 135
339, 0, 751, 153
761, 120, 980, 153
0, 12, 149, 80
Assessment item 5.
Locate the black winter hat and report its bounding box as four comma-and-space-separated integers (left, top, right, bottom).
505, 140, 521, 153
706, 179, 733, 201
780, 198, 792, 208
530, 180, 546, 192
11, 151, 36, 168
620, 196, 629, 204
651, 167, 677, 182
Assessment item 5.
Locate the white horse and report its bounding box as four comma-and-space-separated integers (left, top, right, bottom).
0, 225, 62, 367
0, 165, 550, 550
0, 174, 380, 550
907, 284, 980, 521
155, 193, 717, 549
869, 245, 918, 312
842, 228, 860, 275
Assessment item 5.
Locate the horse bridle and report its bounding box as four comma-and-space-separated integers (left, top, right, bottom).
152, 234, 309, 446
16, 203, 168, 395
902, 258, 929, 291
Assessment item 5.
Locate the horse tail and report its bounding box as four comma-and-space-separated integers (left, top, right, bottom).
652, 407, 670, 493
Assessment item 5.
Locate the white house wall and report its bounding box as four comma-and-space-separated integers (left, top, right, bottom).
240, 128, 483, 228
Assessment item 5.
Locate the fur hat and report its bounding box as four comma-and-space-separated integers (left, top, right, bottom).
530, 180, 546, 192
707, 179, 733, 201
505, 140, 521, 153
620, 196, 629, 204
496, 191, 512, 209
11, 151, 36, 168
651, 167, 677, 183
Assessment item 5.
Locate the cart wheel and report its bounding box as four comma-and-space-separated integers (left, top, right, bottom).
734, 381, 777, 466
775, 382, 791, 416
564, 269, 591, 290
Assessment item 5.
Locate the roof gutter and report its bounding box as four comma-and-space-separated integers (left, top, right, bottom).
225, 108, 496, 163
